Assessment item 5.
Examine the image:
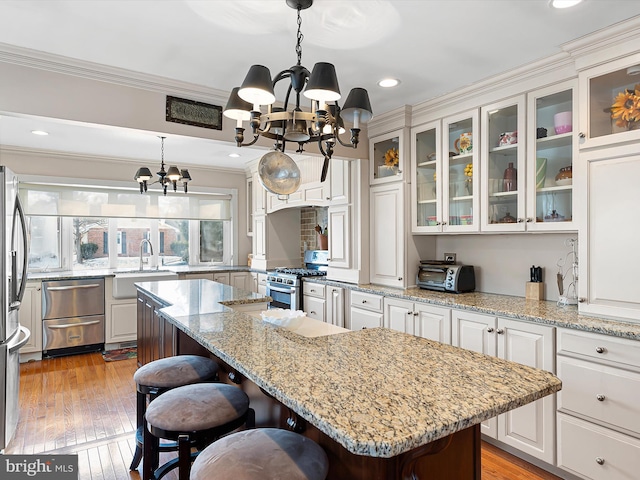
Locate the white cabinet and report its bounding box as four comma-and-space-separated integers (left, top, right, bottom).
370, 129, 404, 184
383, 297, 451, 343
557, 328, 640, 480
325, 285, 344, 328
18, 280, 42, 358
442, 109, 480, 232
348, 290, 383, 330
184, 272, 214, 280
230, 272, 250, 291
327, 205, 350, 269
577, 151, 640, 321
329, 158, 350, 204
213, 272, 230, 284
370, 182, 404, 288
253, 214, 266, 261
411, 120, 442, 233
303, 282, 326, 322
108, 303, 137, 344
452, 310, 556, 463
251, 272, 267, 295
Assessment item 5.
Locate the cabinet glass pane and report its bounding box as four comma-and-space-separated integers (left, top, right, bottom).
534, 89, 573, 224
487, 105, 519, 225
372, 136, 400, 180
589, 68, 640, 138
415, 128, 437, 227
447, 118, 473, 225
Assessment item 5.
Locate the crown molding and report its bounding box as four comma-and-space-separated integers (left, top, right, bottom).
0, 145, 245, 175
0, 42, 230, 105
367, 105, 412, 138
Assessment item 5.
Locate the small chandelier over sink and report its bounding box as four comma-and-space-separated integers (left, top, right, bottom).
134, 136, 191, 195
223, 0, 373, 186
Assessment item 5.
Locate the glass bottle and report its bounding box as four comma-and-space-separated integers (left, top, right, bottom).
503, 162, 517, 192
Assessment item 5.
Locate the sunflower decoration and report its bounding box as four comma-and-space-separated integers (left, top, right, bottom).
610, 83, 640, 129
384, 148, 399, 167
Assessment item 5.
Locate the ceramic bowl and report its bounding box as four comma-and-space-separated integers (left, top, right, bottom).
555, 178, 572, 186
554, 125, 572, 134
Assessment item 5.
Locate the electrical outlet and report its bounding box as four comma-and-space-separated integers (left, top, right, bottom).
444, 253, 456, 263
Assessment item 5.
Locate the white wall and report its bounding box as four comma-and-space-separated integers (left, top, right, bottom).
434, 233, 577, 301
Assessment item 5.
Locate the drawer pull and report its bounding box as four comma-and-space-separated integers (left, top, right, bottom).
310, 311, 316, 315
362, 300, 367, 303
595, 457, 605, 465
596, 394, 605, 402
595, 346, 606, 354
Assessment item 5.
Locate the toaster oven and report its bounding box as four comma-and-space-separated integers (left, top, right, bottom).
416, 261, 475, 293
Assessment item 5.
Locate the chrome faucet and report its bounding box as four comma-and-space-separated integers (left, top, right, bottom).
139, 238, 154, 271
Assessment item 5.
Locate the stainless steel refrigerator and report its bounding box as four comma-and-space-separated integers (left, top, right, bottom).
1, 166, 31, 451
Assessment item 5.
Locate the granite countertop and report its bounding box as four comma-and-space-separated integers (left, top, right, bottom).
305, 278, 640, 341
136, 279, 561, 459
27, 265, 259, 281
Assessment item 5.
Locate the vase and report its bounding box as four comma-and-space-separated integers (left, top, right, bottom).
465, 179, 473, 196
503, 162, 517, 192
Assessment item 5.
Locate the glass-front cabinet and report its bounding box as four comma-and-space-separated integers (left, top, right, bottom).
411, 121, 441, 233
526, 80, 576, 231
441, 109, 479, 232
369, 129, 404, 184
579, 52, 640, 149
481, 96, 526, 231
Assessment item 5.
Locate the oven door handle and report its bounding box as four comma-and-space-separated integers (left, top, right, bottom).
267, 284, 297, 294
47, 320, 102, 329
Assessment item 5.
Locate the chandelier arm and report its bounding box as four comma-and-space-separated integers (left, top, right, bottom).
333, 127, 355, 148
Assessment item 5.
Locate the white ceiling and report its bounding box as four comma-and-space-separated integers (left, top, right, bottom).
1, 0, 640, 171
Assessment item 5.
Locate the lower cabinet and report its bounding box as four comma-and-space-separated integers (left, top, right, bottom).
303, 282, 326, 322
213, 272, 230, 284
348, 291, 383, 330
556, 328, 640, 480
18, 280, 43, 359
251, 272, 267, 295
383, 297, 451, 344
136, 290, 175, 367
108, 302, 137, 344
452, 310, 556, 464
230, 272, 251, 291
326, 286, 344, 328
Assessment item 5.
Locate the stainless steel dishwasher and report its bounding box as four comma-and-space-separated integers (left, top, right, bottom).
42, 278, 105, 357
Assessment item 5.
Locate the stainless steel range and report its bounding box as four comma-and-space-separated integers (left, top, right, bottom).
266, 250, 328, 310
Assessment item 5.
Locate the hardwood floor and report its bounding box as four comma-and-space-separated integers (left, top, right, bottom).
6, 353, 562, 479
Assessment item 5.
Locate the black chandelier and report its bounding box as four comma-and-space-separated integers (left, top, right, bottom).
134, 136, 192, 195
223, 0, 373, 182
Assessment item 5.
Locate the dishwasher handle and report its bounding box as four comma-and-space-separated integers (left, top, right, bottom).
46, 284, 102, 291
47, 320, 102, 329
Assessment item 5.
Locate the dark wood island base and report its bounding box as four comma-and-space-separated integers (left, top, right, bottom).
178, 330, 481, 480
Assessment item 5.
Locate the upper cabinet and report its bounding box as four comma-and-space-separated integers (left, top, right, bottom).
411, 120, 441, 233
526, 80, 577, 232
441, 108, 480, 233
480, 95, 526, 231
369, 129, 404, 184
579, 52, 640, 150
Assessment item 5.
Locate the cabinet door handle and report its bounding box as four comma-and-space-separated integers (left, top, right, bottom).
310, 311, 316, 315
398, 277, 403, 281
578, 297, 586, 303
595, 346, 606, 354
496, 328, 504, 334
487, 327, 494, 333
596, 394, 605, 402
435, 221, 442, 226
362, 300, 367, 303
407, 311, 412, 315
579, 132, 586, 139
595, 457, 605, 465
441, 221, 448, 225
526, 218, 533, 223
310, 289, 316, 293
413, 311, 419, 316
517, 218, 524, 223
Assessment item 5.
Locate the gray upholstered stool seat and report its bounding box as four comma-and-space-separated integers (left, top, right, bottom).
144, 382, 253, 480
190, 429, 329, 480
130, 355, 219, 471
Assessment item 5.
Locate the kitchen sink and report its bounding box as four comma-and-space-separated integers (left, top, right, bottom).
112, 270, 178, 299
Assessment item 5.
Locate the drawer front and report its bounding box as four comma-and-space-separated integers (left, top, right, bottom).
303, 282, 325, 298
558, 413, 640, 480
558, 329, 640, 369
304, 296, 325, 322
558, 356, 640, 435
350, 291, 383, 312
350, 307, 383, 330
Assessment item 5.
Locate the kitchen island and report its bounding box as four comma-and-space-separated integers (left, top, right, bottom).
136, 279, 561, 479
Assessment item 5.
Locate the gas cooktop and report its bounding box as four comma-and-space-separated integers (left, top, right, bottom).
274, 268, 327, 277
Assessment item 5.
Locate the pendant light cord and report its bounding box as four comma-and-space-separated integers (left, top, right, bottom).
295, 6, 303, 66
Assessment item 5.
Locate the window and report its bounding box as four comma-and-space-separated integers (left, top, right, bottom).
71, 217, 109, 270
200, 221, 224, 263
27, 216, 61, 270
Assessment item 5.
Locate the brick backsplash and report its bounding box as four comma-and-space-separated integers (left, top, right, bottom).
300, 207, 328, 264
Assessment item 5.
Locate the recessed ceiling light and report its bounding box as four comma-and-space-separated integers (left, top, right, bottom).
31, 130, 49, 136
228, 153, 240, 158
549, 0, 584, 8
378, 78, 400, 88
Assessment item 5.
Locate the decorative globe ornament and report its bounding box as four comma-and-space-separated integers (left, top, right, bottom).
257, 150, 301, 199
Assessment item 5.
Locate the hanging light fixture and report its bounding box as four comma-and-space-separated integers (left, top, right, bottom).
134, 136, 191, 195
223, 0, 373, 188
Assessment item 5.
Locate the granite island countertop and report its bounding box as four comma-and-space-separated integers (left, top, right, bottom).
305, 278, 640, 341
136, 279, 562, 459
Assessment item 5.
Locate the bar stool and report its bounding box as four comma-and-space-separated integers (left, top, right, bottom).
144, 382, 253, 480
190, 429, 329, 480
130, 355, 220, 470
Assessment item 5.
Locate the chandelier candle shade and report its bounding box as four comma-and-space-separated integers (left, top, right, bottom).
223, 0, 373, 193
134, 136, 191, 195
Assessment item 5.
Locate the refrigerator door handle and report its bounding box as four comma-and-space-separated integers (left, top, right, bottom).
10, 194, 28, 310
8, 325, 31, 353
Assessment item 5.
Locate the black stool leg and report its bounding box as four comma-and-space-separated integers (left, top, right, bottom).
129, 390, 146, 470
143, 419, 159, 480
246, 407, 256, 429
178, 434, 191, 480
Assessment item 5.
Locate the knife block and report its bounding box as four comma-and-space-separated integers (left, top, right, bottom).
526, 282, 545, 301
